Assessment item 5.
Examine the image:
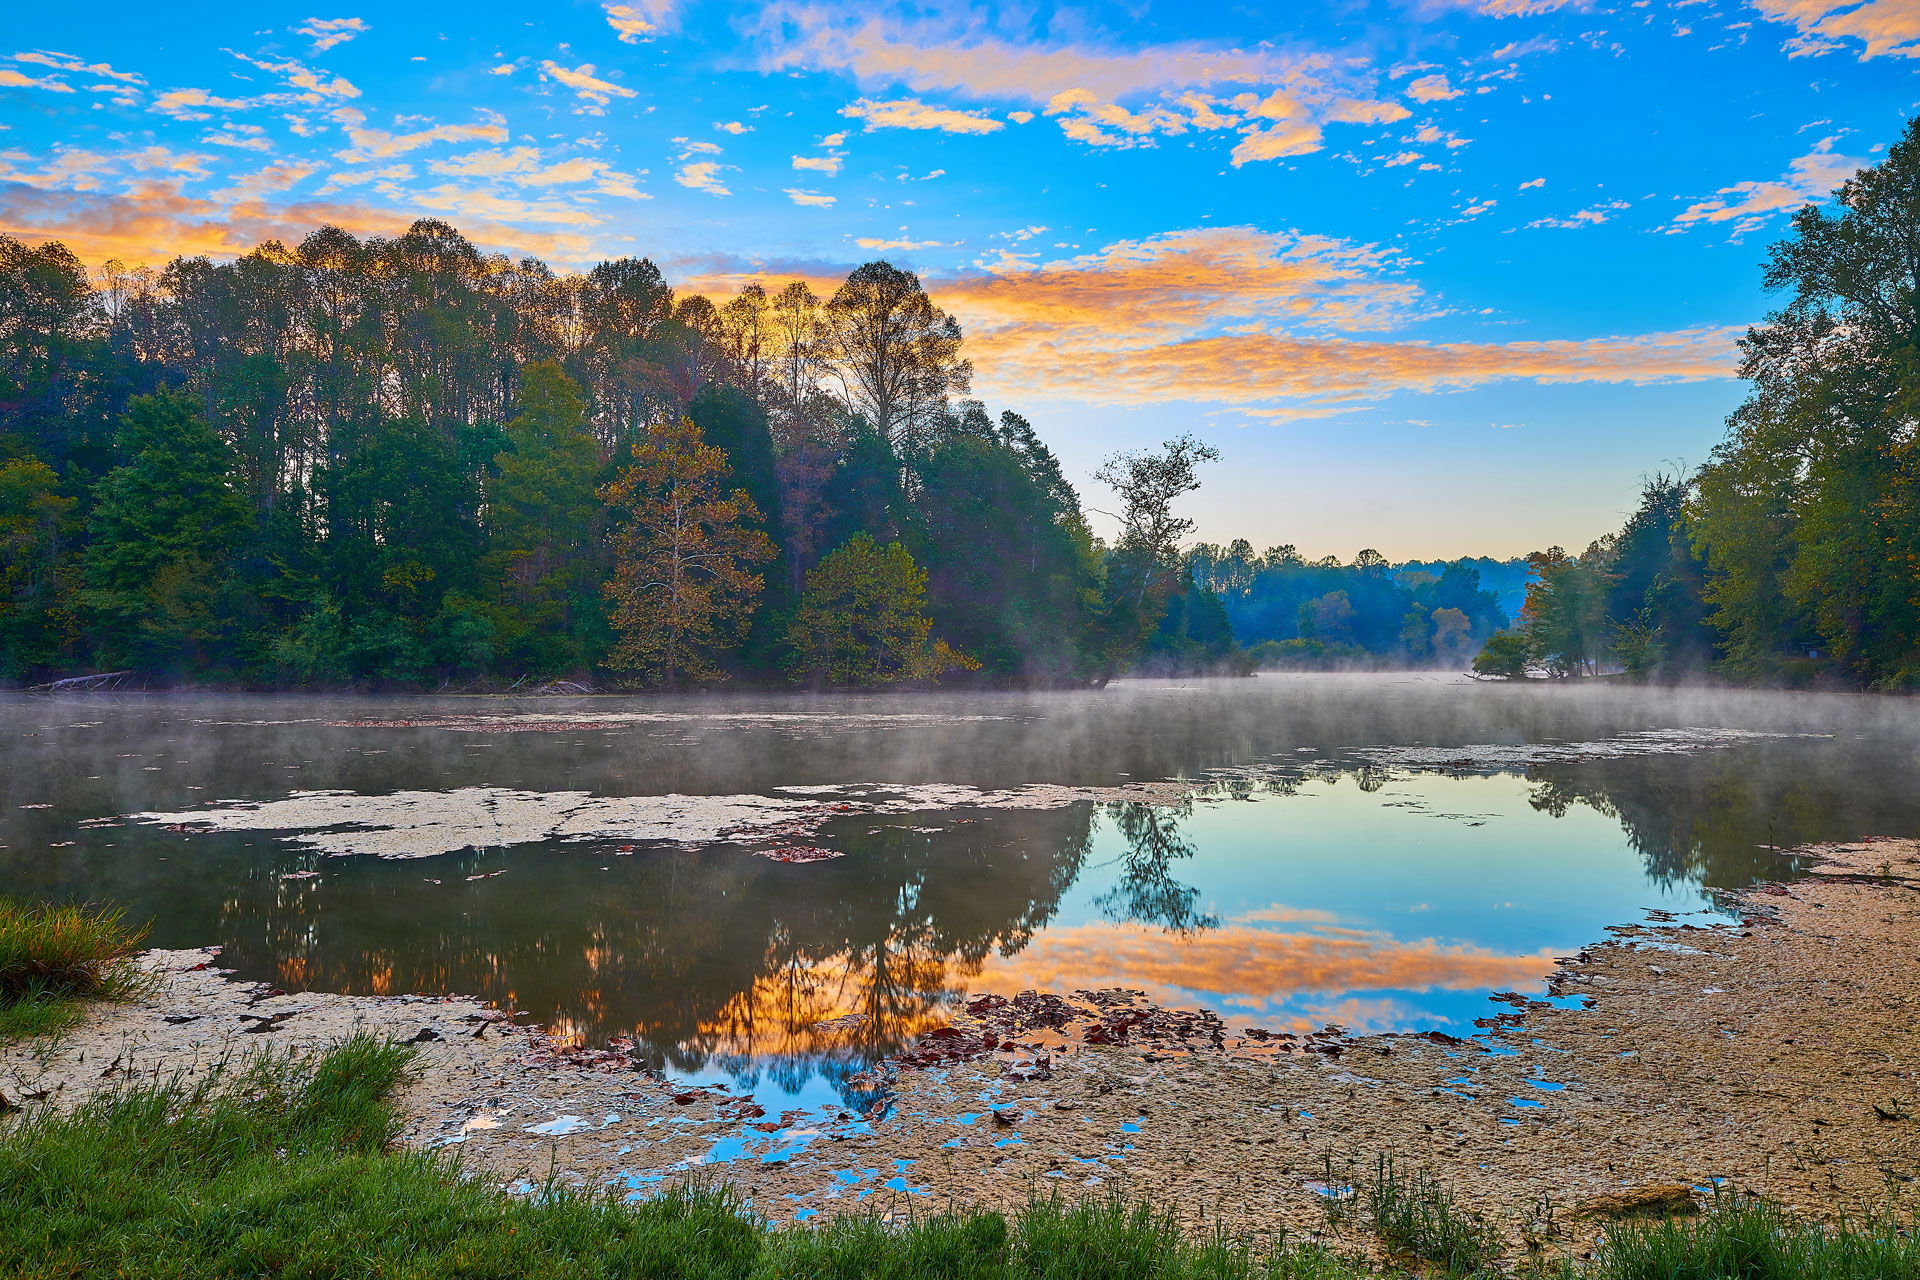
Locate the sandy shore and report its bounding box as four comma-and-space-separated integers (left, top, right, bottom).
7, 837, 1919, 1244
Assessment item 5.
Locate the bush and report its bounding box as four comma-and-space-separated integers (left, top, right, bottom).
1471, 631, 1532, 679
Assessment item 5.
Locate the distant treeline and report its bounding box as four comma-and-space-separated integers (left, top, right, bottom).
1475, 119, 1920, 692
0, 222, 1239, 689
1187, 544, 1519, 669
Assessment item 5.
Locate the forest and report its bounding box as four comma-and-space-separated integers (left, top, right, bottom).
0, 230, 1240, 689
1474, 119, 1920, 692
1187, 543, 1521, 669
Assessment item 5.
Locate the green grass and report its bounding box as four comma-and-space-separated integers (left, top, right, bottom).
4, 1035, 1920, 1279
0, 1036, 1375, 1279
1587, 1190, 1920, 1280
0, 898, 149, 1038
1362, 1156, 1503, 1276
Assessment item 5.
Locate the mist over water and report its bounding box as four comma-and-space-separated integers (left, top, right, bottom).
3, 674, 1914, 1111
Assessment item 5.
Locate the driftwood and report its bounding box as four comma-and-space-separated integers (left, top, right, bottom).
28, 670, 139, 693
524, 679, 595, 696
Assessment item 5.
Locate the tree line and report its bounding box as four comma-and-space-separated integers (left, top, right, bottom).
1476, 117, 1920, 691
1188, 542, 1516, 669
0, 222, 1240, 688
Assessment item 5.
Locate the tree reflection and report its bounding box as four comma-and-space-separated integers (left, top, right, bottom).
203, 804, 1098, 1105
1092, 801, 1219, 935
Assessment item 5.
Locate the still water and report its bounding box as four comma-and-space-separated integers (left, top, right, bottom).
2, 674, 1914, 1110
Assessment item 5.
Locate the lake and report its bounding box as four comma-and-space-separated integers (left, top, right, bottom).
2, 674, 1914, 1111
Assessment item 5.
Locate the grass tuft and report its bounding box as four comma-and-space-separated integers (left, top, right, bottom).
1363, 1154, 1504, 1276
0, 898, 150, 1039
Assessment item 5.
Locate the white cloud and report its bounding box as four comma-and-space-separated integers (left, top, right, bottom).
855, 236, 949, 250
333, 110, 510, 162
785, 187, 835, 206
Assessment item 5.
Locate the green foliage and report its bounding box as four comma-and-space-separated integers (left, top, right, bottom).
80, 389, 251, 672
601, 418, 776, 685
0, 452, 79, 677
485, 362, 609, 674
1471, 631, 1533, 679
910, 406, 1109, 683
0, 222, 1208, 690
787, 534, 975, 686
1194, 547, 1512, 670
1518, 545, 1613, 677
1590, 1191, 1920, 1280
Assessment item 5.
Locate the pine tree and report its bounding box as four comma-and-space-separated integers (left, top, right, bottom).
81, 389, 250, 670
486, 362, 607, 673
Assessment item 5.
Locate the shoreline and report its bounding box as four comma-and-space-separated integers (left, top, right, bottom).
7, 838, 1920, 1240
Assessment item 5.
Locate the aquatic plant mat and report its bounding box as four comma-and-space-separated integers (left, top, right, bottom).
6, 1037, 1920, 1279
9, 839, 1920, 1269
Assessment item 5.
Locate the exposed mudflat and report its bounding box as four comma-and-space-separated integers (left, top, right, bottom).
7, 838, 1919, 1246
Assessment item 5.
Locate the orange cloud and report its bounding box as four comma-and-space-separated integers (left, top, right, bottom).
0, 67, 77, 93
1671, 137, 1865, 234
294, 18, 369, 54
538, 61, 638, 113
763, 12, 1408, 163
1751, 0, 1920, 57
940, 226, 1424, 338
1407, 73, 1462, 101
1421, 0, 1578, 12
674, 225, 1739, 417
603, 0, 677, 43
963, 323, 1742, 416
971, 920, 1557, 1010
0, 182, 594, 267
840, 96, 1004, 135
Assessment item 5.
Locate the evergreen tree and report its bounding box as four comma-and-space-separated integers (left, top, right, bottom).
0, 453, 78, 677
485, 362, 608, 674
80, 389, 250, 671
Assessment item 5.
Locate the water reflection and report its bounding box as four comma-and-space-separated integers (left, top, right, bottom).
1094, 803, 1218, 935
3, 678, 1918, 1108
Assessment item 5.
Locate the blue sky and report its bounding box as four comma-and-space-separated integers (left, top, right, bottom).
3, 0, 1917, 557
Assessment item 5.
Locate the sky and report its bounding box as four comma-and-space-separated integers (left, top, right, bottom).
2, 1, 1917, 559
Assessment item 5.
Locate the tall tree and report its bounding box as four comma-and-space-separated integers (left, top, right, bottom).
1095, 434, 1221, 656
1689, 118, 1920, 686
0, 453, 78, 676
485, 362, 608, 673
821, 262, 970, 457
80, 389, 251, 670
600, 418, 774, 684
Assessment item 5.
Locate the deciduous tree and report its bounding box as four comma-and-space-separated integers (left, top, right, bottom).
601, 418, 774, 684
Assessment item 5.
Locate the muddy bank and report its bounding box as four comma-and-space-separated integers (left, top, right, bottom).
6, 838, 1919, 1242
